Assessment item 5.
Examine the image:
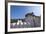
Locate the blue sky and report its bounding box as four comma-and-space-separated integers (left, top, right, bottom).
10, 5, 41, 19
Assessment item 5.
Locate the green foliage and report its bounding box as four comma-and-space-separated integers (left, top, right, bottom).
11, 19, 17, 23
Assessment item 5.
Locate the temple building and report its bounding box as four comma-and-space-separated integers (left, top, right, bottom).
11, 12, 41, 28
24, 12, 41, 27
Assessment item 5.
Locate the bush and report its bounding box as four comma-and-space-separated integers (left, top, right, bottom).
11, 19, 17, 23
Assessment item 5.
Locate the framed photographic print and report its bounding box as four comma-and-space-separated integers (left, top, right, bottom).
5, 1, 45, 33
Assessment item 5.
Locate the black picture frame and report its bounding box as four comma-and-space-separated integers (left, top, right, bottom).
5, 1, 45, 34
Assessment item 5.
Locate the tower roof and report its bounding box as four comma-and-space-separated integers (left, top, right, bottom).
25, 12, 35, 17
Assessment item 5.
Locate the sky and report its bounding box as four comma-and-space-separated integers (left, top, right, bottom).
10, 5, 41, 19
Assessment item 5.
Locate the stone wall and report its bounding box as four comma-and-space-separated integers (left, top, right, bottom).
25, 15, 41, 27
